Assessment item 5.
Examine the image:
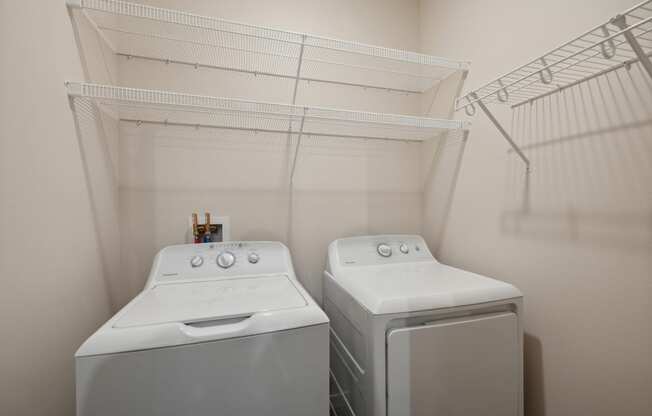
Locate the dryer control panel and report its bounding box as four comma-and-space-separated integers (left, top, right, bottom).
333, 235, 434, 267
146, 241, 293, 285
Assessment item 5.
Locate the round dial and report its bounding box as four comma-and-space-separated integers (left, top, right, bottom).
377, 243, 392, 257
248, 252, 260, 264
399, 243, 409, 254
190, 255, 204, 268
216, 251, 236, 268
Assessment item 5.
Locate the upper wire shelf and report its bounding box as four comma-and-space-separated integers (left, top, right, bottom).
67, 83, 469, 142
456, 0, 652, 111
67, 0, 469, 95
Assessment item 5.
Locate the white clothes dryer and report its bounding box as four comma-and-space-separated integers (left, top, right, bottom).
324, 235, 523, 416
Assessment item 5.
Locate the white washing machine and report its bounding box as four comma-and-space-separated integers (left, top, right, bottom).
324, 235, 523, 416
76, 241, 329, 416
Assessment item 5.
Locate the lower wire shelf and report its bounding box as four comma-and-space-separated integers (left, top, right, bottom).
66, 82, 469, 143
329, 371, 355, 416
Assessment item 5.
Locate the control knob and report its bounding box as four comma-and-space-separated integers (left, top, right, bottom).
190, 255, 204, 268
216, 251, 236, 268
377, 243, 392, 257
248, 252, 260, 264
399, 243, 409, 254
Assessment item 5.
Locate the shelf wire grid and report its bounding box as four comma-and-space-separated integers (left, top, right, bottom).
69, 0, 469, 94
456, 0, 652, 110
67, 83, 469, 142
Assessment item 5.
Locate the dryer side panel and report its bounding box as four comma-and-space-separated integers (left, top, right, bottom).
387, 312, 520, 416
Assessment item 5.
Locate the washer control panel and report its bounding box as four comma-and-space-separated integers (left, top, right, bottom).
148, 241, 291, 284
336, 235, 433, 267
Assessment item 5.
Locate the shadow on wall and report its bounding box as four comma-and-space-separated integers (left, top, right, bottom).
524, 333, 545, 416
70, 97, 124, 310
68, 6, 126, 310
502, 61, 652, 253
422, 130, 469, 257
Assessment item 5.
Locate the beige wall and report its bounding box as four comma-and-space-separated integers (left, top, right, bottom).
0, 1, 118, 415
420, 0, 652, 415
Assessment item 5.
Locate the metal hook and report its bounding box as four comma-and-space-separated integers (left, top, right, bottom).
464, 96, 476, 116
496, 79, 509, 103
539, 57, 553, 84
600, 25, 616, 59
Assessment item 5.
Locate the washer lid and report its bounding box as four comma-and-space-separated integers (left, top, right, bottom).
328, 262, 522, 315
115, 274, 307, 328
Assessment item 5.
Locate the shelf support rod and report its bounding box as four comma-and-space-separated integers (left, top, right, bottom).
291, 35, 307, 104
288, 35, 307, 184
289, 115, 306, 185
470, 92, 530, 169
610, 14, 652, 80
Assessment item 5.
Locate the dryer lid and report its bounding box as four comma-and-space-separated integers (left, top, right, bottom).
328, 262, 522, 315
115, 274, 307, 328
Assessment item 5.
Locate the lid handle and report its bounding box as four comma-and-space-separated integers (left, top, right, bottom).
180, 315, 253, 339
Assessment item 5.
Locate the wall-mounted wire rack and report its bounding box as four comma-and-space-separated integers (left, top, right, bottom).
455, 0, 652, 169
67, 82, 469, 180
66, 0, 469, 96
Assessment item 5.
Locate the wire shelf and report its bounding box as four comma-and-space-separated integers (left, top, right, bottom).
67, 83, 469, 142
456, 0, 652, 111
67, 0, 469, 95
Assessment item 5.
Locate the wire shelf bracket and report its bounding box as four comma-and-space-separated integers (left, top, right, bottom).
470, 93, 530, 170
610, 13, 652, 79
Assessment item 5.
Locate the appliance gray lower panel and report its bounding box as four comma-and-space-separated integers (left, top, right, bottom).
387, 312, 520, 416
76, 324, 329, 416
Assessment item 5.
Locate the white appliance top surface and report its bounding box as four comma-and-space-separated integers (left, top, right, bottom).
77, 242, 328, 357
327, 235, 522, 314
115, 274, 307, 328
